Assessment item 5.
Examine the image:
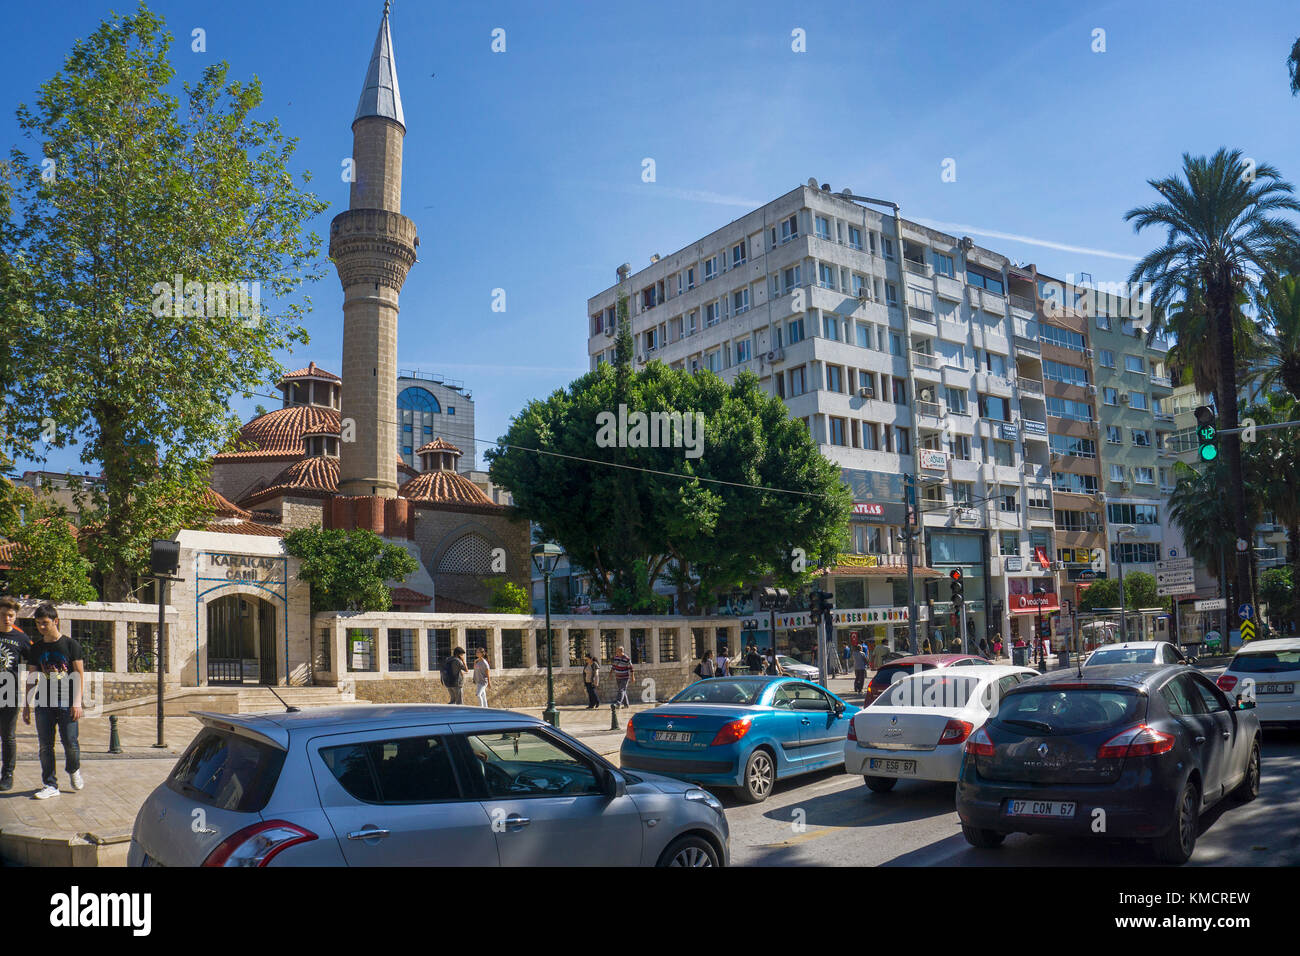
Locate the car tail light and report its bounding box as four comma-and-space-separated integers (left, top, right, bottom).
964, 726, 995, 757
847, 719, 858, 742
201, 821, 316, 867
938, 719, 974, 745
1217, 675, 1238, 692
709, 718, 752, 746
1098, 724, 1176, 759
625, 719, 636, 742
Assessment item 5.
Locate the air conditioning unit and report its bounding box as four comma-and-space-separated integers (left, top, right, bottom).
1119, 393, 1130, 404
1086, 384, 1097, 395
858, 386, 873, 398
604, 325, 616, 337
766, 349, 785, 363
857, 289, 871, 302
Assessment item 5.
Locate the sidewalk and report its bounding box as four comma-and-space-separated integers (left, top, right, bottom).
0, 699, 661, 867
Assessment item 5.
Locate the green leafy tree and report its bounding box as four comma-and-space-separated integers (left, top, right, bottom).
1260, 567, 1294, 631
285, 527, 419, 612
1126, 148, 1300, 622
6, 507, 97, 604
1242, 391, 1300, 611
1123, 571, 1165, 610
2, 4, 327, 601
485, 578, 530, 614
1078, 577, 1121, 612
1289, 36, 1300, 95
487, 363, 850, 614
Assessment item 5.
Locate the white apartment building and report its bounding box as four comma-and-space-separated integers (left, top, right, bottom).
585, 180, 1059, 648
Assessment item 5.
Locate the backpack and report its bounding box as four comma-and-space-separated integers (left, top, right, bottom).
441, 656, 459, 688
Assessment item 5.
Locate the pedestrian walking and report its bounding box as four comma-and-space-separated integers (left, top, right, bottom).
851, 643, 868, 693
472, 647, 491, 707
978, 638, 989, 660
745, 645, 763, 673
22, 604, 84, 800
922, 638, 932, 654
993, 637, 1003, 659
441, 646, 468, 704
765, 647, 780, 675
611, 646, 633, 706
870, 638, 889, 672
0, 596, 32, 792
842, 643, 853, 673
582, 653, 600, 708
694, 649, 715, 681
715, 646, 730, 678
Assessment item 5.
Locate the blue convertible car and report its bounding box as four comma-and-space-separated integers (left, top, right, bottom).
620, 677, 859, 803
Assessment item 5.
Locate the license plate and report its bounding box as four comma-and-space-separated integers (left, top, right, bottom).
868, 758, 916, 774
1006, 800, 1076, 818
1257, 683, 1295, 695
653, 731, 692, 743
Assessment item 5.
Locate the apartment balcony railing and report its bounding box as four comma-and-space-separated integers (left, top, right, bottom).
904, 259, 932, 277
1150, 373, 1173, 388
910, 308, 936, 325
916, 400, 943, 419
1009, 293, 1035, 312
1016, 377, 1044, 395
1027, 506, 1054, 521
1014, 335, 1041, 354
1154, 411, 1175, 423
911, 351, 941, 370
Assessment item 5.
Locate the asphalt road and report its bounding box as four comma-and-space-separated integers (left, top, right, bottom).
721, 729, 1300, 867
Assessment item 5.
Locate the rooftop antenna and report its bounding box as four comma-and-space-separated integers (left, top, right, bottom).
265, 686, 301, 713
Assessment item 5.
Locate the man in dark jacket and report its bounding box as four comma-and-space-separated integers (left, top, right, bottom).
0, 596, 32, 791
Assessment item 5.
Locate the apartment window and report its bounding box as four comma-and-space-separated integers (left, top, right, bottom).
779, 215, 798, 243
685, 310, 698, 336
992, 440, 1014, 466
1106, 425, 1122, 444
1045, 396, 1093, 422
1129, 391, 1148, 410
891, 377, 907, 406
1052, 471, 1098, 494
1050, 434, 1097, 458
984, 352, 1007, 377
1109, 464, 1125, 482
953, 482, 973, 506
848, 226, 863, 250
682, 267, 694, 290
857, 369, 875, 393
789, 366, 806, 396
704, 256, 720, 281
1097, 313, 1111, 331
885, 283, 898, 307
1112, 542, 1160, 564
826, 365, 843, 392
966, 268, 1005, 295
881, 237, 894, 260
980, 394, 1011, 422
735, 339, 752, 363
783, 265, 801, 292
1135, 467, 1155, 484
1125, 355, 1145, 373
855, 321, 872, 348
641, 285, 658, 310
1131, 429, 1151, 447
999, 486, 1018, 513
829, 416, 847, 446
787, 317, 805, 343
1044, 359, 1090, 386
896, 427, 911, 454
851, 273, 869, 298
815, 216, 831, 240
732, 241, 746, 267
1099, 349, 1115, 368
884, 334, 899, 359
732, 288, 750, 315
818, 263, 836, 290
862, 422, 879, 450
705, 301, 721, 326
922, 484, 943, 504
945, 387, 968, 415
1000, 532, 1019, 556
1040, 324, 1087, 352
705, 350, 721, 373
1103, 387, 1118, 405
950, 434, 972, 460
776, 371, 785, 399
1108, 503, 1159, 525
823, 314, 840, 341
644, 328, 658, 351
933, 252, 955, 277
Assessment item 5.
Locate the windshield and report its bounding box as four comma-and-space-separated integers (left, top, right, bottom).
1231, 650, 1300, 674
993, 688, 1143, 734
670, 679, 767, 704
872, 674, 982, 708
777, 656, 805, 667
1087, 647, 1155, 665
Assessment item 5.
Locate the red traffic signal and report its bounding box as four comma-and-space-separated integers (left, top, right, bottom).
949, 569, 963, 582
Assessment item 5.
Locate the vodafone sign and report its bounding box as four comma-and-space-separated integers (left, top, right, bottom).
1009, 592, 1060, 613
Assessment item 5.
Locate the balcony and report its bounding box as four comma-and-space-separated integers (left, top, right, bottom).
1016, 376, 1044, 395
916, 400, 943, 419
1009, 293, 1035, 314
911, 350, 941, 370
904, 258, 932, 278
1149, 373, 1173, 389
1027, 506, 1054, 522
1014, 335, 1041, 355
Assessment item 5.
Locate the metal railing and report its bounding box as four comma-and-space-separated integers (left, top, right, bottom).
1149, 373, 1173, 388
1016, 377, 1044, 395
911, 351, 940, 370
916, 400, 943, 418
904, 259, 932, 277
1009, 293, 1035, 312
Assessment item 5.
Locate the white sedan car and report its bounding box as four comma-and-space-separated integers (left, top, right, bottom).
1082, 641, 1192, 667
845, 665, 1038, 792
1217, 638, 1300, 726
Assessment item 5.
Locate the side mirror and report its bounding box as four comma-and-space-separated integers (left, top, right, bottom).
833, 701, 845, 717
1235, 697, 1256, 711
603, 770, 627, 799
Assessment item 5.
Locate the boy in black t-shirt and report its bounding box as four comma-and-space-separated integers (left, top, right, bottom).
0, 596, 32, 791
22, 603, 84, 799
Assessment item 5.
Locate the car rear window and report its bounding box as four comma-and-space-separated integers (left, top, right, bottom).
872, 674, 982, 708
1230, 649, 1300, 673
671, 679, 765, 704
993, 688, 1143, 734
1087, 648, 1156, 665
167, 728, 286, 813
872, 663, 934, 685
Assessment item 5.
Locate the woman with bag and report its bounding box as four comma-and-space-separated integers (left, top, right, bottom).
693, 649, 715, 681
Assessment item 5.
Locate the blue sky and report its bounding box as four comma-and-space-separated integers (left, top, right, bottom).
5, 0, 1298, 475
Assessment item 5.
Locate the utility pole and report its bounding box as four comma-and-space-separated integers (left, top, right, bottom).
904, 474, 918, 654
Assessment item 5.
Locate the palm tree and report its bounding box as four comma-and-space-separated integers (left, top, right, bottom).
1166, 461, 1236, 585
1245, 275, 1300, 401
1157, 283, 1260, 416
1242, 392, 1300, 622
1126, 148, 1300, 622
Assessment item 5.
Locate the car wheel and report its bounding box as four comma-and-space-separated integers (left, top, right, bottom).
736, 749, 775, 804
1153, 779, 1199, 864
864, 775, 897, 793
1234, 739, 1260, 802
961, 825, 1005, 848
657, 834, 719, 867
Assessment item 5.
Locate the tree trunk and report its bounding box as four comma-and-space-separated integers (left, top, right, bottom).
1291, 524, 1300, 631
1212, 281, 1253, 635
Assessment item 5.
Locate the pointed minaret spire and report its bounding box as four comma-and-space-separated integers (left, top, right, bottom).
354, 2, 404, 129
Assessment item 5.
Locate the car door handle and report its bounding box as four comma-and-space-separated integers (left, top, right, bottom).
347, 828, 391, 840
1222, 731, 1230, 739
800, 718, 811, 725
1193, 736, 1206, 745
505, 814, 531, 828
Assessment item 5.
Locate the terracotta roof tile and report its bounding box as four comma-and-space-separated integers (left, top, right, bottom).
415, 437, 462, 456
205, 520, 285, 537
202, 487, 252, 520
399, 470, 494, 506
214, 405, 341, 460
390, 587, 432, 605
280, 361, 341, 383
240, 456, 339, 507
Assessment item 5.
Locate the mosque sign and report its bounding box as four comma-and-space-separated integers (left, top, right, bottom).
201, 552, 286, 584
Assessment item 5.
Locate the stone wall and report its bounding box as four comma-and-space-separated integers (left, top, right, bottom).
412, 505, 531, 606
208, 457, 291, 505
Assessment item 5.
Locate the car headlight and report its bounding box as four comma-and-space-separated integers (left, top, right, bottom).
684, 788, 724, 814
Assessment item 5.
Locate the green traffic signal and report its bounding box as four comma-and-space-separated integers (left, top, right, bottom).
1199, 442, 1218, 462
1194, 407, 1218, 462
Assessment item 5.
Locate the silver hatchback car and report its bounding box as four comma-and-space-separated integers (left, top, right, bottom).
129, 705, 729, 867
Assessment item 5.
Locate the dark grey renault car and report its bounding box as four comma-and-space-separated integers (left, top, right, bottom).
129, 705, 729, 867
955, 664, 1260, 863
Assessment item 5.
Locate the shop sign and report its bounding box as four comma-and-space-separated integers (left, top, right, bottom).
998, 423, 1019, 441
774, 606, 924, 630
1022, 419, 1047, 436
919, 448, 947, 471
1004, 556, 1023, 572
835, 553, 880, 568
852, 502, 885, 517
1009, 592, 1060, 612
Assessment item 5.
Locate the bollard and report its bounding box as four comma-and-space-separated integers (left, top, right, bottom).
108, 715, 123, 754
610, 701, 619, 731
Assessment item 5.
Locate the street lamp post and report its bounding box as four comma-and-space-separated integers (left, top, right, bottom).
1114, 526, 1137, 643
531, 543, 564, 727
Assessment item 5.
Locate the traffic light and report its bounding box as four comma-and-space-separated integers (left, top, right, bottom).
820, 590, 835, 616
1194, 405, 1218, 462
808, 591, 822, 618
949, 568, 964, 610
